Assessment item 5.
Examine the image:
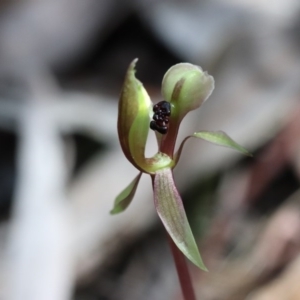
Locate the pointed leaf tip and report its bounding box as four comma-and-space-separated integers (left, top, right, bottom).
153, 168, 207, 270
193, 131, 252, 157
110, 173, 142, 214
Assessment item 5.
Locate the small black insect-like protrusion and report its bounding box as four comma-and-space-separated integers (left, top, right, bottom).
150, 100, 171, 134
153, 101, 171, 117
150, 120, 168, 134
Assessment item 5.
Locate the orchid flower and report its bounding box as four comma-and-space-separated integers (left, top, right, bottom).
111, 59, 251, 271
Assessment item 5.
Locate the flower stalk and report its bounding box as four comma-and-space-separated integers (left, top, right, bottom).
168, 234, 196, 300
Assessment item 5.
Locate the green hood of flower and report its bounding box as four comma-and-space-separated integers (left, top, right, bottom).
162, 63, 214, 123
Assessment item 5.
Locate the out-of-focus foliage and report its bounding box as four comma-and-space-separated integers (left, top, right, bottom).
1, 1, 300, 300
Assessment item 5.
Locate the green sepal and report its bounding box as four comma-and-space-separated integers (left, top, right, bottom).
174, 130, 252, 165
118, 59, 152, 172
153, 168, 207, 270
110, 173, 142, 214
193, 131, 252, 156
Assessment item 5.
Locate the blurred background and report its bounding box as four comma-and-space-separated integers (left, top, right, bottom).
1, 0, 300, 299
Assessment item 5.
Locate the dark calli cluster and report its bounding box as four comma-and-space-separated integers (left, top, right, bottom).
150, 100, 171, 134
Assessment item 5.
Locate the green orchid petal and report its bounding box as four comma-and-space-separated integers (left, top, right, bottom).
174, 130, 252, 165
161, 63, 214, 122
110, 173, 142, 214
118, 59, 152, 172
153, 168, 207, 270
193, 131, 252, 156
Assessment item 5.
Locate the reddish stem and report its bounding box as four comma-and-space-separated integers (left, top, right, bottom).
159, 119, 180, 157
167, 234, 197, 300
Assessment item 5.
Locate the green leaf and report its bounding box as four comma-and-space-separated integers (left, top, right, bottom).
110, 173, 142, 214
193, 131, 252, 156
153, 168, 207, 270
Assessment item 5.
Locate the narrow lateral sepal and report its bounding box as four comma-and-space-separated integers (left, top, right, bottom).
110, 173, 142, 214
193, 131, 252, 156
153, 168, 207, 270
